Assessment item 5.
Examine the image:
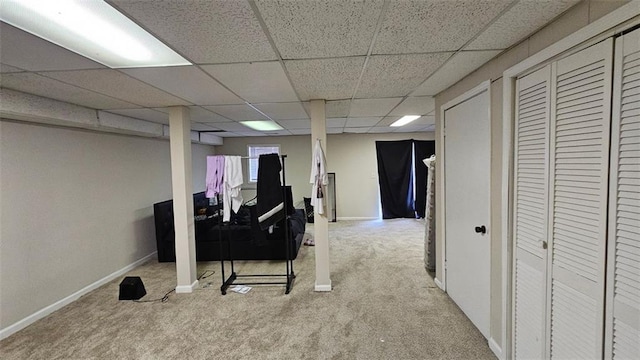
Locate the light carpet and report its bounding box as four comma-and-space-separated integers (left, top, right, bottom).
1, 219, 495, 359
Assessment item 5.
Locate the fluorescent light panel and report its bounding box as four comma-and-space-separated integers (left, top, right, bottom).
0, 0, 190, 68
390, 115, 420, 127
241, 121, 284, 131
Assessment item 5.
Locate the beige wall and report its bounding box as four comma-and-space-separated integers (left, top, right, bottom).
214, 135, 311, 210
216, 132, 434, 219
433, 0, 628, 350
0, 120, 214, 329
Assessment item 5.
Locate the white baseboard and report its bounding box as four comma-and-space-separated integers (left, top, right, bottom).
336, 217, 378, 221
488, 337, 503, 359
314, 282, 332, 292
0, 251, 157, 341
175, 280, 198, 293
434, 277, 445, 291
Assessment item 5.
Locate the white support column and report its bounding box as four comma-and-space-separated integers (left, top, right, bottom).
169, 106, 198, 293
310, 99, 332, 292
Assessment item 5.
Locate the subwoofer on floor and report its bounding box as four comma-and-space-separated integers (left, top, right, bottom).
118, 276, 146, 300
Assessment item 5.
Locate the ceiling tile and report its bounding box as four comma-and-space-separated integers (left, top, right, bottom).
239, 130, 271, 137
0, 72, 137, 109
349, 98, 402, 117
373, 0, 511, 54
414, 115, 436, 126
368, 127, 394, 133
412, 50, 501, 96
466, 1, 580, 50
378, 116, 400, 126
356, 53, 451, 98
345, 117, 382, 127
121, 66, 242, 105
284, 57, 365, 101
106, 108, 168, 124
266, 130, 292, 136
0, 63, 24, 73
344, 127, 371, 133
326, 100, 352, 117
42, 69, 191, 108
327, 118, 347, 128
278, 119, 311, 129
389, 96, 436, 116
203, 104, 268, 121
290, 129, 312, 135
201, 61, 298, 103
0, 23, 105, 71
302, 100, 352, 118
253, 102, 307, 120
393, 125, 431, 133
255, 0, 384, 59
188, 106, 232, 123
327, 128, 344, 134
110, 0, 276, 63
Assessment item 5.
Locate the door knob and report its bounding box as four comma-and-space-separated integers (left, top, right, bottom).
475, 225, 487, 234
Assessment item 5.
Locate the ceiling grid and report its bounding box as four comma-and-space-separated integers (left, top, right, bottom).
0, 0, 582, 137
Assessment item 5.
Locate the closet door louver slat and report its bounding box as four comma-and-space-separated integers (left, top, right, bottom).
548, 39, 613, 359
513, 65, 551, 359
605, 29, 640, 360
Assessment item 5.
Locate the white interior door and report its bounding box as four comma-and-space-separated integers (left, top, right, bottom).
513, 65, 551, 359
605, 29, 640, 359
444, 87, 491, 338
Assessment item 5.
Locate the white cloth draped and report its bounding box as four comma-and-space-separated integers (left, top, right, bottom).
309, 139, 328, 215
223, 155, 243, 222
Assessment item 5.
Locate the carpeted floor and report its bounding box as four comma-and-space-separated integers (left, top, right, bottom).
0, 219, 495, 359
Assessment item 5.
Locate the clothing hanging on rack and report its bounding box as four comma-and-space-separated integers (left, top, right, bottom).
223, 155, 243, 222
219, 154, 296, 295
310, 139, 328, 215
205, 155, 225, 198
256, 153, 284, 230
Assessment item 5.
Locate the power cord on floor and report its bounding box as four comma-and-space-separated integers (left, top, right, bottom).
133, 289, 175, 303
134, 270, 216, 301
197, 269, 217, 290
198, 270, 215, 280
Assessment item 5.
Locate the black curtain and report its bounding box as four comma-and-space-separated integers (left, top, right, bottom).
414, 140, 436, 218
376, 140, 415, 219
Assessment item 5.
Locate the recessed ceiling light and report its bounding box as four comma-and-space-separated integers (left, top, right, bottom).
390, 115, 420, 127
240, 121, 284, 131
0, 0, 190, 68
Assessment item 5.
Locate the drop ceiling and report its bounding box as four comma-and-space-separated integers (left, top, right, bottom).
0, 0, 580, 137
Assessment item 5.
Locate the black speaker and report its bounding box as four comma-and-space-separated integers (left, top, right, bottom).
119, 276, 146, 300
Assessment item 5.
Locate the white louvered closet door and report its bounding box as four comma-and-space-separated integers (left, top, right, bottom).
548, 38, 614, 359
513, 65, 551, 359
605, 29, 640, 360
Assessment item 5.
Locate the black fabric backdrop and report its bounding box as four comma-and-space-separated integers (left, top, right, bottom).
256, 153, 284, 229
376, 140, 415, 219
414, 140, 436, 218
376, 139, 436, 219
